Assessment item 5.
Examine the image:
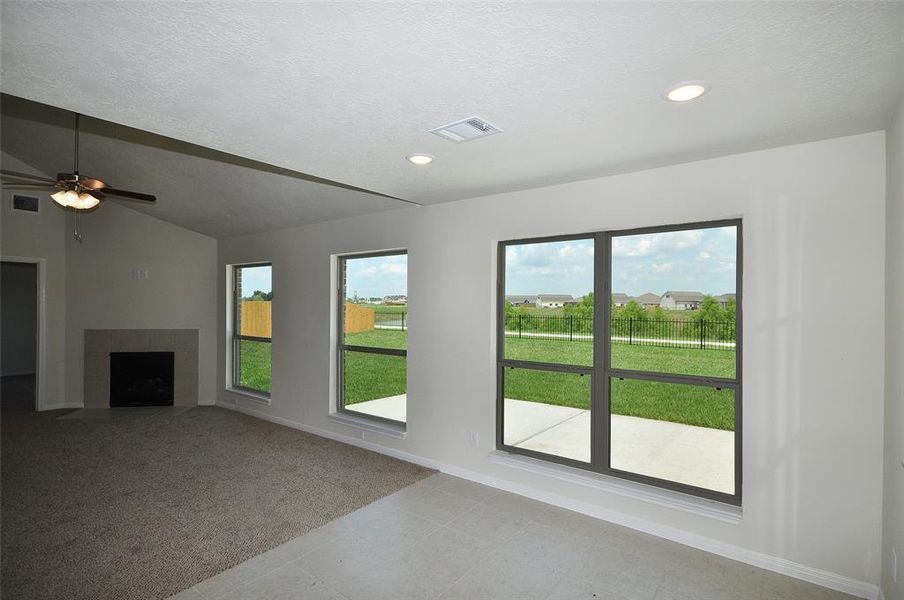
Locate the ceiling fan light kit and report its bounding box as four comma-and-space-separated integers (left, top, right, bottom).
0, 112, 157, 212
51, 188, 99, 210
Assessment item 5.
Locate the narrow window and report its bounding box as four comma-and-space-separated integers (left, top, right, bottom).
232, 263, 272, 396
338, 251, 407, 425
497, 221, 741, 504
499, 236, 594, 465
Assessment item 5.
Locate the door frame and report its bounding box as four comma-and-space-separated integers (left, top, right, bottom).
1, 255, 47, 411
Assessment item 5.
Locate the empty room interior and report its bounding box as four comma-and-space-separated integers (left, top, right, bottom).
1, 2, 903, 599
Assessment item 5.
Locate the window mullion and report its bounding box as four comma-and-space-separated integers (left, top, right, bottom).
594, 231, 610, 473
607, 368, 738, 388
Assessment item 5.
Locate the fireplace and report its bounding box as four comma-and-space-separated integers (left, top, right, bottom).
110, 352, 175, 407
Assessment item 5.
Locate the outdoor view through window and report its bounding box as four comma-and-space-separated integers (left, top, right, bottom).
339, 251, 408, 424
499, 222, 740, 501
234, 264, 272, 394
502, 238, 594, 463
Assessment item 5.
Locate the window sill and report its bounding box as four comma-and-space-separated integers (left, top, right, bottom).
224, 387, 271, 405
329, 412, 407, 439
488, 450, 742, 523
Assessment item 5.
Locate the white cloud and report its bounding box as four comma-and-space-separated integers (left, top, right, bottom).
505, 239, 594, 296
346, 254, 408, 297
612, 229, 704, 258
651, 262, 673, 274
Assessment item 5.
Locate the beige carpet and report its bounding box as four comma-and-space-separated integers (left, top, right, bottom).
0, 376, 433, 600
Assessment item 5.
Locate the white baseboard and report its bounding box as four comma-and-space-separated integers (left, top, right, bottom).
214, 400, 879, 600
40, 402, 82, 411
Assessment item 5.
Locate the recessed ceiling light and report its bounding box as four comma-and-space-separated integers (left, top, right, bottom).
665, 81, 708, 102
407, 154, 434, 165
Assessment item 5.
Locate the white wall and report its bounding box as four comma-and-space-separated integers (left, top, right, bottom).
218, 132, 886, 591
65, 201, 218, 406
0, 152, 67, 407
1, 262, 38, 376
883, 95, 904, 600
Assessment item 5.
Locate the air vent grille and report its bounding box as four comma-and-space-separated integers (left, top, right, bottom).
430, 116, 501, 143
11, 193, 40, 213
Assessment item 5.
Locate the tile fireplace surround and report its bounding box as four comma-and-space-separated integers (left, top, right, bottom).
83, 329, 199, 408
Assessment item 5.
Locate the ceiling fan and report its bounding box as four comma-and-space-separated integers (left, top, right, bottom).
0, 114, 156, 210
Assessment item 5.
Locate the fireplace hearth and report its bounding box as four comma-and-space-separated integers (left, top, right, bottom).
110, 352, 175, 407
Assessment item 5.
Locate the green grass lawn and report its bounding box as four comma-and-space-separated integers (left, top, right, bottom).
343, 352, 407, 404
237, 340, 273, 393
501, 367, 734, 430
345, 329, 407, 350
504, 337, 735, 378
242, 331, 736, 430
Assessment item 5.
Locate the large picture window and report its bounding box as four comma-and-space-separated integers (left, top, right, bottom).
337, 251, 407, 425
497, 221, 741, 504
232, 263, 272, 396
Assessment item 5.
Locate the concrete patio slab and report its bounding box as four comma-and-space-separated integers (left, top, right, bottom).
502, 398, 584, 446
347, 395, 733, 494
345, 394, 407, 422
515, 410, 590, 462
610, 415, 734, 494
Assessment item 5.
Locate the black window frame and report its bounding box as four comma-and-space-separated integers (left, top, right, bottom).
231, 262, 272, 397
337, 249, 408, 427
496, 219, 742, 505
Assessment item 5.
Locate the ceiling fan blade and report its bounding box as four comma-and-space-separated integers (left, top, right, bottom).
0, 182, 55, 189
0, 169, 56, 183
103, 188, 156, 203
80, 178, 107, 190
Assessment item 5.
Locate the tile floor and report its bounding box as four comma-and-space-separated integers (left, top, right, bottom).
171, 473, 861, 600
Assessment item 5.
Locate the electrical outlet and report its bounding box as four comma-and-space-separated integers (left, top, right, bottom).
468, 431, 479, 448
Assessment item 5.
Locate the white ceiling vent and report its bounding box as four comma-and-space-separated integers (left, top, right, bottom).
430, 116, 501, 143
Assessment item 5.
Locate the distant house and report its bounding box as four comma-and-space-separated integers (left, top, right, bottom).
716, 293, 736, 308
634, 292, 662, 309
505, 295, 538, 307
611, 293, 631, 307
536, 294, 573, 308
383, 295, 407, 305
660, 291, 705, 310
566, 295, 584, 306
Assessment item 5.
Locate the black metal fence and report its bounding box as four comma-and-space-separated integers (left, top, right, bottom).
504, 314, 735, 350
375, 312, 406, 329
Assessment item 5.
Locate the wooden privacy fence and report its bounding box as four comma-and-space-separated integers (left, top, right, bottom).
345, 303, 375, 333
240, 301, 376, 337
240, 301, 272, 338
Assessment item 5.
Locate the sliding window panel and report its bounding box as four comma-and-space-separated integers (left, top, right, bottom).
609, 225, 738, 379
233, 263, 272, 395
502, 237, 594, 367
342, 253, 408, 351
338, 250, 408, 425
502, 367, 591, 464
609, 377, 735, 495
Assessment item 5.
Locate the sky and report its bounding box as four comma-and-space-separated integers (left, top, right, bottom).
345, 254, 407, 299
505, 226, 737, 297
241, 265, 272, 295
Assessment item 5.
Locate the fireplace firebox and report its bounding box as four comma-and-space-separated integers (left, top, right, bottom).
110, 352, 175, 407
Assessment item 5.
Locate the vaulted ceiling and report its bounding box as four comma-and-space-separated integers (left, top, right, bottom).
0, 96, 407, 238
1, 2, 902, 237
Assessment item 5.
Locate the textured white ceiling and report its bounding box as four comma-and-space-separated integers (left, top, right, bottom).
2, 2, 903, 214
0, 96, 405, 238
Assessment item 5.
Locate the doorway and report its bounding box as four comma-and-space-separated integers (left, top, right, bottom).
1, 261, 39, 410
